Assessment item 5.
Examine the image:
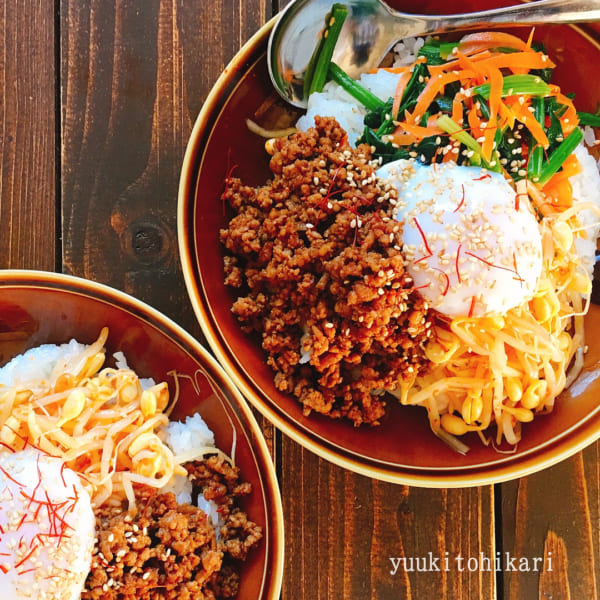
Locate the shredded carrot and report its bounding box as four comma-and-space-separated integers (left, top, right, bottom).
408, 70, 475, 124
468, 106, 484, 138
543, 155, 583, 188
498, 98, 520, 129
476, 61, 504, 161
429, 50, 493, 74
452, 93, 465, 123
550, 88, 579, 135
397, 121, 444, 139
542, 177, 574, 208
457, 31, 530, 56
477, 51, 555, 73
388, 131, 419, 146
482, 117, 497, 162
379, 66, 411, 74
455, 50, 485, 77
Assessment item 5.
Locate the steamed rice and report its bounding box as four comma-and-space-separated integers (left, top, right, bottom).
570, 143, 600, 277
0, 338, 88, 387
296, 70, 399, 145
162, 413, 223, 528
296, 37, 422, 144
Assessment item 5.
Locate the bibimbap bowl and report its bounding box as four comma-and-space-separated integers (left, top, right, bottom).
0, 270, 283, 599
178, 0, 600, 486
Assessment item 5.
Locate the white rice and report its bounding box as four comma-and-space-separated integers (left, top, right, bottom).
391, 37, 426, 66
0, 339, 87, 388
161, 412, 223, 530
296, 39, 421, 145
296, 70, 401, 146
112, 350, 155, 390
164, 412, 215, 456
296, 81, 367, 146
570, 143, 600, 277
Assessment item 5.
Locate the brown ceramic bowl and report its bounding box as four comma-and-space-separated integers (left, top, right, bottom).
179, 1, 600, 486
0, 269, 283, 598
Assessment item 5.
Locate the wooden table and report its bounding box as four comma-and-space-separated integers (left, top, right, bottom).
1, 1, 599, 598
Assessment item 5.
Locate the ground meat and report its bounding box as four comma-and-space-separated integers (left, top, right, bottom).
82, 457, 262, 600
220, 116, 433, 425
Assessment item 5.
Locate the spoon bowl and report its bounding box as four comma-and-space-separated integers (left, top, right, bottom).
268, 0, 600, 107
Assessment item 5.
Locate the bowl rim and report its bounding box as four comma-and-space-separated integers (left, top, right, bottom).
0, 268, 285, 598
178, 17, 600, 488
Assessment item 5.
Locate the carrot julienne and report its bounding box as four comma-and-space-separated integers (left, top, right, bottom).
345, 30, 581, 192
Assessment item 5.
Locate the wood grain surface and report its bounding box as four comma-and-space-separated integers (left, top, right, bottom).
0, 0, 56, 270
1, 1, 600, 598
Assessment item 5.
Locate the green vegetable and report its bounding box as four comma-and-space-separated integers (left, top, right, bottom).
436, 115, 481, 168
537, 128, 584, 186
546, 98, 567, 147
364, 98, 394, 130
304, 4, 348, 97
327, 62, 385, 112
578, 111, 600, 127
473, 94, 491, 121
357, 127, 445, 165
418, 40, 458, 64
358, 127, 411, 162
527, 97, 545, 180
394, 62, 429, 118
473, 74, 551, 99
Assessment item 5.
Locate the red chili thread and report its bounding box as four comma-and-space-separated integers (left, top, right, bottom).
59, 462, 68, 487
0, 465, 26, 488
453, 184, 466, 213
464, 251, 523, 280
221, 159, 239, 215
468, 296, 477, 318
318, 165, 344, 212
413, 283, 431, 291
29, 455, 44, 510
512, 252, 524, 287
473, 174, 492, 181
0, 441, 16, 453
412, 217, 433, 263
514, 192, 528, 211
431, 267, 451, 296
15, 512, 28, 531
14, 544, 39, 569
455, 244, 463, 284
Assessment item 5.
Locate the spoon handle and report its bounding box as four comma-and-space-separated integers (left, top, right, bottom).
398, 0, 600, 35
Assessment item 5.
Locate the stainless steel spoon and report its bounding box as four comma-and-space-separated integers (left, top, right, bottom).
268, 0, 600, 108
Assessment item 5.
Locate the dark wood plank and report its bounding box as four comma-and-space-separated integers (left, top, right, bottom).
502, 452, 598, 600
280, 440, 496, 600
60, 0, 266, 327
0, 0, 56, 270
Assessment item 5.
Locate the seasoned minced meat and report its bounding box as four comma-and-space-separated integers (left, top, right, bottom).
220, 116, 433, 426
82, 456, 262, 600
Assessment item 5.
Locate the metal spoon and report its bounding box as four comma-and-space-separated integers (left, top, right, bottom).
268, 0, 600, 108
